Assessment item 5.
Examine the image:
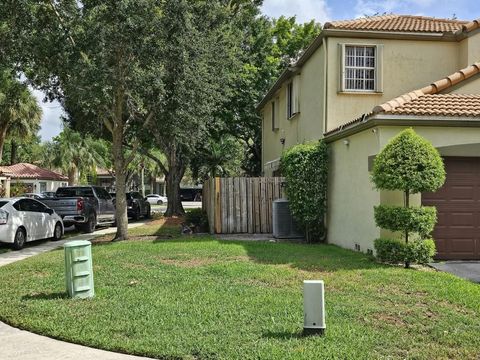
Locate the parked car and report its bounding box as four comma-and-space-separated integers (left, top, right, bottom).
41, 191, 57, 198
145, 194, 168, 205
180, 188, 202, 201
0, 198, 63, 250
110, 191, 151, 220
42, 186, 115, 233
20, 193, 46, 200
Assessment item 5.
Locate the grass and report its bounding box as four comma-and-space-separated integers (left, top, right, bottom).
0, 235, 479, 360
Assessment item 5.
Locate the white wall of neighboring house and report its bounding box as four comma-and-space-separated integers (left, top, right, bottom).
10, 179, 68, 193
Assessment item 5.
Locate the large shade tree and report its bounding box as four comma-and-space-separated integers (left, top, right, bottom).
3, 0, 165, 240
140, 0, 239, 216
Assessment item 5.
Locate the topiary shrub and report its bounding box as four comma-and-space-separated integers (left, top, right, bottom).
374, 238, 436, 264
372, 129, 445, 267
374, 205, 437, 237
280, 140, 328, 242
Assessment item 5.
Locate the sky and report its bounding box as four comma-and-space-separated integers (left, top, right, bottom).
36, 0, 480, 142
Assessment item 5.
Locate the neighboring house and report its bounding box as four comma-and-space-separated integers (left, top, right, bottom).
0, 163, 68, 196
95, 167, 166, 195
258, 15, 480, 260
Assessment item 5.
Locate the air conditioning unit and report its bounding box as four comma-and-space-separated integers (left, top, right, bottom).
272, 199, 304, 239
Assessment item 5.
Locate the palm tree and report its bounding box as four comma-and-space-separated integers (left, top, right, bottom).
44, 127, 106, 185
0, 71, 42, 163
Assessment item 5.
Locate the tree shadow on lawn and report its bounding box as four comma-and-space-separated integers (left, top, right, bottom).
150, 236, 383, 273
22, 292, 68, 301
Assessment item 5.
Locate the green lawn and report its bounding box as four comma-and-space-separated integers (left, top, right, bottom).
0, 236, 478, 359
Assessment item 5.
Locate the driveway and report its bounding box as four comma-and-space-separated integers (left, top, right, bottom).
429, 261, 480, 283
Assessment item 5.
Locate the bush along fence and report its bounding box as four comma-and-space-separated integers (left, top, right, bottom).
281, 140, 328, 243
371, 128, 445, 268
202, 177, 285, 234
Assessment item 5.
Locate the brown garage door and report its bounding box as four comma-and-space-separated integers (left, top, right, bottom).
422, 157, 480, 260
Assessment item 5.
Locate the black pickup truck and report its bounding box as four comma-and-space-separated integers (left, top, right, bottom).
42, 186, 116, 233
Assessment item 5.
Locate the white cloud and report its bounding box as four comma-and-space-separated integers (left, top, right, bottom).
32, 89, 64, 142
262, 0, 331, 24
354, 0, 449, 18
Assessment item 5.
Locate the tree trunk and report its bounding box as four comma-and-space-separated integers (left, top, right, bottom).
404, 189, 410, 269
164, 145, 185, 217
68, 166, 77, 186
0, 126, 8, 164
10, 140, 17, 165
112, 121, 129, 241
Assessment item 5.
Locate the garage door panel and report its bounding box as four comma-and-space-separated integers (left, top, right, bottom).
422, 157, 480, 260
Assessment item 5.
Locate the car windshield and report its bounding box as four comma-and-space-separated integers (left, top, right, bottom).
56, 187, 94, 197
0, 201, 8, 208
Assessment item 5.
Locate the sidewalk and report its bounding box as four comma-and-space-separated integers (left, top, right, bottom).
0, 221, 155, 360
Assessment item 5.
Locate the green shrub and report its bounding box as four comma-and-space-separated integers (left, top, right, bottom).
371, 129, 445, 267
374, 205, 437, 237
374, 238, 436, 265
280, 140, 328, 242
185, 208, 209, 232
372, 129, 445, 193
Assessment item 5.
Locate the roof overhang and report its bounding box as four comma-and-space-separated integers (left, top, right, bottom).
323, 114, 480, 142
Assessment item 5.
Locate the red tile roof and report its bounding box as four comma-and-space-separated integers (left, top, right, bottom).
325, 62, 480, 136
324, 15, 468, 33
374, 62, 480, 113
0, 163, 67, 181
385, 94, 480, 117
458, 18, 480, 34
96, 167, 114, 177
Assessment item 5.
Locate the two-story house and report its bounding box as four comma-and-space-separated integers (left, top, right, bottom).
258, 15, 480, 260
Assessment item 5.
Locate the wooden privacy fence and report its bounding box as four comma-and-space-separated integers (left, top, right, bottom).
202, 177, 285, 234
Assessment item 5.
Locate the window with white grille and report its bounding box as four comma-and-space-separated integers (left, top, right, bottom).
344, 45, 376, 91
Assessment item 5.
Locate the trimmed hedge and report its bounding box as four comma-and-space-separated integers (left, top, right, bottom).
374, 205, 437, 237
375, 238, 436, 264
280, 141, 328, 242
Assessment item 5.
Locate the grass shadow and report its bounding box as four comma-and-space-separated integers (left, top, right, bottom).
22, 292, 68, 301
262, 330, 306, 340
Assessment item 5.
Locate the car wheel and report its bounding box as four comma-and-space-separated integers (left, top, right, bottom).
12, 228, 26, 250
133, 206, 141, 221
145, 205, 152, 219
82, 213, 96, 234
52, 222, 63, 241
157, 200, 163, 205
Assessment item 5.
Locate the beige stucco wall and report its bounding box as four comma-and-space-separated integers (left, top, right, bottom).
458, 31, 480, 67
325, 38, 460, 131
328, 124, 480, 253
261, 34, 472, 170
262, 46, 326, 175
327, 128, 381, 252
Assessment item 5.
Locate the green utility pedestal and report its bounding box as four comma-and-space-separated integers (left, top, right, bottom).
64, 240, 94, 299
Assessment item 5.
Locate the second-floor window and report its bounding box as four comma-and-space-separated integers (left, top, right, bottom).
287, 82, 294, 118
271, 97, 279, 131
340, 44, 383, 93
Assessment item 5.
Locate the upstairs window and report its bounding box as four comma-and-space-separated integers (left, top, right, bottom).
286, 77, 299, 119
340, 44, 383, 93
271, 98, 279, 131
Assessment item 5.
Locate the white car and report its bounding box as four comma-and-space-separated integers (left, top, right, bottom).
0, 198, 64, 250
145, 194, 168, 205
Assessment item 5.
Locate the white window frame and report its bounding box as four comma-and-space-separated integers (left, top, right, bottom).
339, 43, 383, 93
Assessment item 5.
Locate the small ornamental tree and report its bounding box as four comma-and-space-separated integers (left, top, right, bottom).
281, 141, 328, 242
372, 129, 445, 267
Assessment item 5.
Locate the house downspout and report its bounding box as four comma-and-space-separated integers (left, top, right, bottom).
322, 37, 328, 134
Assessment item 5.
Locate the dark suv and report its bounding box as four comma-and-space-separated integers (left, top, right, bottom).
110, 191, 151, 221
